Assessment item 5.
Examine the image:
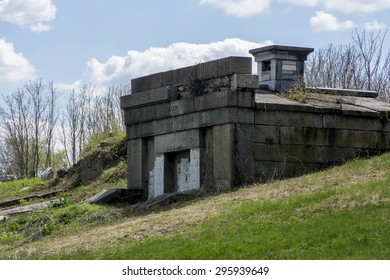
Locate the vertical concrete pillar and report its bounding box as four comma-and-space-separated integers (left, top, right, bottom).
213, 124, 235, 190
127, 139, 144, 190
189, 148, 201, 191
150, 154, 165, 199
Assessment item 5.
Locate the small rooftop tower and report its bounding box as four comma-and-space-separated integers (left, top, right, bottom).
249, 45, 314, 92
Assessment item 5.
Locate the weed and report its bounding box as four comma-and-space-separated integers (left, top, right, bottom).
81, 128, 125, 157
281, 78, 308, 103
51, 196, 70, 209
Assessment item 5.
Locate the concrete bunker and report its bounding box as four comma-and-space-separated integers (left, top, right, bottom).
120, 45, 390, 201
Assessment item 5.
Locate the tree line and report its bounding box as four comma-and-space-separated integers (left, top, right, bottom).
305, 29, 390, 100
0, 81, 128, 179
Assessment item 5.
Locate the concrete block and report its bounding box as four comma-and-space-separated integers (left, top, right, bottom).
196, 57, 252, 80
125, 98, 196, 125
121, 86, 177, 109
128, 118, 175, 139
156, 99, 194, 119
254, 161, 281, 181
236, 91, 255, 108
131, 72, 163, 93
194, 90, 231, 111
173, 65, 196, 85
124, 105, 157, 124
162, 70, 175, 86
231, 74, 259, 90
280, 126, 390, 149
202, 127, 214, 191
255, 125, 280, 144
155, 129, 202, 154
189, 148, 201, 191
130, 56, 251, 94
175, 107, 231, 130
235, 124, 255, 185
128, 107, 254, 139
197, 59, 219, 80
255, 111, 323, 128
323, 115, 389, 132
218, 56, 252, 77
254, 143, 359, 164
281, 162, 326, 178
120, 95, 131, 109
144, 137, 155, 197
229, 107, 255, 124
255, 161, 325, 181
127, 139, 144, 190
213, 124, 235, 190
307, 87, 378, 98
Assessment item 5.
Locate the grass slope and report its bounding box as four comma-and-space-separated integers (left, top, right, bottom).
1, 151, 390, 260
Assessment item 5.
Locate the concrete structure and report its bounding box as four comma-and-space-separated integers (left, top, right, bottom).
249, 45, 314, 92
121, 45, 390, 200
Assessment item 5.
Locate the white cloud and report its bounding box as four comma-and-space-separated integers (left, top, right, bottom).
84, 38, 273, 87
0, 38, 36, 83
55, 80, 83, 92
30, 22, 54, 33
199, 0, 390, 16
321, 0, 390, 13
200, 0, 270, 17
310, 11, 354, 32
278, 0, 318, 6
364, 20, 386, 31
0, 0, 56, 32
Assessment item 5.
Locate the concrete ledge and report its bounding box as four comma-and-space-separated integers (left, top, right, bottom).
250, 45, 314, 61
124, 90, 255, 125
323, 115, 390, 132
307, 87, 378, 98
120, 86, 177, 109
255, 93, 387, 117
231, 74, 259, 90
155, 129, 202, 154
131, 56, 252, 93
127, 107, 254, 139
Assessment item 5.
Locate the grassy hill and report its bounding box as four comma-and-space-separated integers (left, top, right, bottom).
1, 135, 389, 259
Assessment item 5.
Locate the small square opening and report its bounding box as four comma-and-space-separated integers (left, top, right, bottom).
261, 61, 271, 74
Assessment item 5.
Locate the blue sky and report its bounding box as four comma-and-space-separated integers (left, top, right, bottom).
0, 0, 389, 94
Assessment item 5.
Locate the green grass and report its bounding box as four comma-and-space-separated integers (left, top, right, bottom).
81, 129, 125, 157
0, 178, 46, 202
53, 182, 390, 260
1, 151, 390, 260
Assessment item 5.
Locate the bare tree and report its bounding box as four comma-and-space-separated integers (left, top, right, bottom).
60, 83, 129, 164
305, 29, 389, 99
352, 29, 388, 91
61, 90, 81, 166
0, 89, 31, 178
43, 81, 60, 168
26, 79, 46, 177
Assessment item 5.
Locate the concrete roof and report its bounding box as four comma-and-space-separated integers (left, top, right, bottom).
255, 91, 390, 117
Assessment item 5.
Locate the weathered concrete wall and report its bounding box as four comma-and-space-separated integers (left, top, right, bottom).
250, 93, 390, 181
121, 55, 390, 200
